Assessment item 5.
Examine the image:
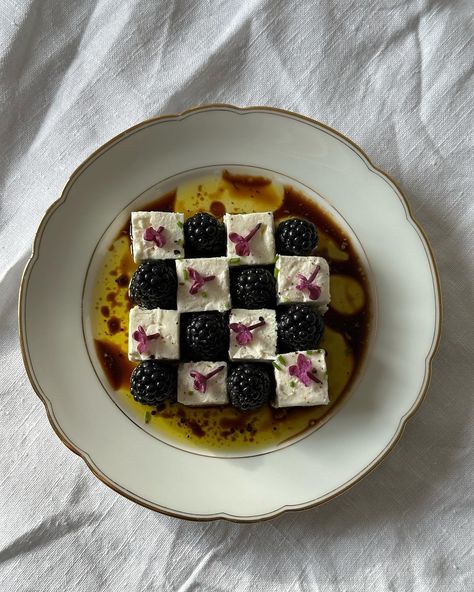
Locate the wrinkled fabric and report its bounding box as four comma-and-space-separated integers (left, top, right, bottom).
1, 1, 473, 590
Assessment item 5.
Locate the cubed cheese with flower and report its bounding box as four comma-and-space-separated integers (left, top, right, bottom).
275, 255, 330, 311
272, 350, 329, 407
175, 257, 231, 312
178, 361, 228, 406
228, 309, 277, 361
128, 306, 179, 361
131, 211, 184, 262
224, 212, 275, 265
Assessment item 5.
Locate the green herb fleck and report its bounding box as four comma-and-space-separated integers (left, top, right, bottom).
273, 255, 279, 263
272, 361, 283, 371
273, 267, 280, 278
277, 355, 287, 366
229, 257, 241, 265
188, 390, 194, 396
176, 220, 184, 229
306, 350, 314, 355
201, 291, 208, 298
290, 380, 296, 388
144, 411, 151, 424
183, 269, 189, 281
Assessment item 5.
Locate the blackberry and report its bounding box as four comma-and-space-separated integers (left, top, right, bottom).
227, 364, 272, 411
183, 312, 229, 361
277, 304, 324, 353
129, 261, 177, 309
184, 212, 226, 257
276, 218, 318, 256
130, 360, 176, 405
231, 267, 276, 309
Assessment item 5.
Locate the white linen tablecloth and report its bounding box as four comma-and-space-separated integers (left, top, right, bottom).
1, 1, 473, 590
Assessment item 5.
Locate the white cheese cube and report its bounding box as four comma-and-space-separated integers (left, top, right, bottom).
273, 350, 329, 407
128, 306, 179, 361
131, 211, 184, 262
224, 212, 275, 265
229, 309, 277, 361
175, 258, 231, 312
276, 255, 330, 311
178, 361, 228, 406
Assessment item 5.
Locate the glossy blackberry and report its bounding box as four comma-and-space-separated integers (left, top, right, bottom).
231, 267, 276, 309
130, 360, 176, 405
227, 364, 272, 411
276, 218, 318, 256
184, 212, 226, 257
277, 304, 324, 353
183, 312, 229, 361
129, 261, 177, 309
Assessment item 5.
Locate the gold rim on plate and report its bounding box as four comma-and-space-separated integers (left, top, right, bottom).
18, 104, 442, 522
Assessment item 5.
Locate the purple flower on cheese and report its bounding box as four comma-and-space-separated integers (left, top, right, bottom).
229, 316, 266, 345
229, 223, 262, 257
288, 353, 322, 387
143, 226, 166, 248
295, 265, 321, 300
132, 325, 161, 354
188, 267, 216, 295
190, 365, 225, 394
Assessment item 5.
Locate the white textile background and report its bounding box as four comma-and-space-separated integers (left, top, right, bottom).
1, 1, 473, 590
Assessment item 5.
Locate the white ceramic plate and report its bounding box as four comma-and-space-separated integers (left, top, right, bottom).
19, 105, 441, 522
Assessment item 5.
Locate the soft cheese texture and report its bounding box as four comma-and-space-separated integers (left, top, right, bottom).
175, 257, 231, 312
273, 350, 329, 407
224, 212, 275, 265
131, 211, 184, 262
228, 308, 277, 361
276, 255, 330, 311
178, 362, 228, 406
128, 306, 180, 361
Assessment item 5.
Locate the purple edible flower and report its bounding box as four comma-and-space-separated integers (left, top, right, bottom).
188, 267, 216, 295
295, 265, 321, 300
229, 223, 262, 257
288, 353, 322, 387
132, 325, 161, 354
229, 316, 266, 345
143, 226, 166, 248
190, 365, 225, 394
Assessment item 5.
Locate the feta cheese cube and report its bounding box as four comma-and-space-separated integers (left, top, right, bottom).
229, 309, 277, 361
178, 361, 228, 406
273, 350, 329, 407
131, 211, 184, 262
224, 212, 276, 265
276, 255, 330, 311
175, 258, 231, 312
128, 306, 179, 361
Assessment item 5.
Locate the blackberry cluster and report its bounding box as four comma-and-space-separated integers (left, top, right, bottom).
277, 304, 324, 353
184, 212, 226, 257
227, 364, 272, 411
182, 312, 229, 361
127, 209, 326, 411
230, 267, 276, 309
130, 360, 176, 405
129, 261, 177, 309
276, 218, 318, 256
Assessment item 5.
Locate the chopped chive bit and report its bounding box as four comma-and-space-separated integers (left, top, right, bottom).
201, 291, 208, 298
277, 355, 287, 366
183, 269, 189, 281
289, 380, 296, 388
306, 350, 314, 355
229, 257, 241, 265
144, 411, 151, 424
273, 267, 279, 278
176, 220, 184, 228
272, 361, 283, 371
